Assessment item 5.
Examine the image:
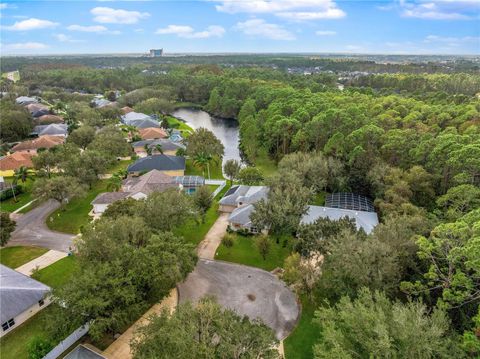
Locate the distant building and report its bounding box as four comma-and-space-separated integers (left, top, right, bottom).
149, 49, 163, 57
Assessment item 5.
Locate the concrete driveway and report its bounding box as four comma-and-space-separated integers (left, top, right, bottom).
8, 200, 75, 252
178, 259, 300, 340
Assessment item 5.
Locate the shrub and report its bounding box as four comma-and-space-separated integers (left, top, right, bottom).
0, 184, 23, 201
27, 336, 54, 359
222, 233, 235, 248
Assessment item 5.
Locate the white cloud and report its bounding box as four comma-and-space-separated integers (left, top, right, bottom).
425, 34, 479, 43
67, 24, 108, 32
315, 30, 336, 36
91, 7, 150, 24
213, 0, 345, 20
156, 25, 225, 38
399, 1, 475, 20
4, 18, 58, 31
3, 42, 48, 50
235, 19, 295, 40
54, 33, 85, 43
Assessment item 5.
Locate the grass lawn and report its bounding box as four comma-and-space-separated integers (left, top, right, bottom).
174, 185, 230, 246
165, 115, 194, 133
0, 178, 35, 213
47, 180, 108, 234
106, 159, 133, 174
0, 246, 49, 268
252, 150, 277, 177
284, 295, 321, 359
0, 305, 54, 359
312, 192, 326, 206
32, 255, 78, 288
186, 159, 224, 179
215, 234, 292, 272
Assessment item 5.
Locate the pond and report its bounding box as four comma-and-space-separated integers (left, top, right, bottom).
172, 108, 241, 166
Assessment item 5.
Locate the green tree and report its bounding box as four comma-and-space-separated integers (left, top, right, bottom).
68, 125, 96, 149
131, 297, 279, 359
0, 212, 16, 246
32, 150, 58, 178
88, 125, 131, 158
223, 159, 241, 185
186, 128, 224, 160
33, 176, 87, 208
255, 235, 271, 260
436, 184, 480, 221
102, 197, 142, 219
192, 186, 212, 222
192, 152, 213, 179
313, 288, 462, 359
13, 166, 32, 185
237, 167, 263, 185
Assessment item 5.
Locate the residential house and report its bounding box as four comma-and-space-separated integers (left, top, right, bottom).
26, 103, 50, 118
220, 185, 269, 234
132, 139, 185, 157
15, 96, 38, 106
219, 185, 268, 213
122, 112, 161, 129
0, 152, 34, 176
138, 127, 168, 140
121, 106, 134, 114
91, 170, 189, 216
64, 344, 106, 359
301, 205, 379, 234
32, 124, 68, 137
36, 114, 64, 124
0, 265, 51, 337
127, 154, 185, 176
11, 135, 65, 154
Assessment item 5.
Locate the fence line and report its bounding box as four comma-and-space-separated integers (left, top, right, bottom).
43, 323, 89, 359
205, 179, 226, 198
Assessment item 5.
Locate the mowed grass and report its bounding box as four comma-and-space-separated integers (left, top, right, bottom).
0, 305, 54, 359
0, 178, 35, 213
0, 246, 48, 268
174, 185, 230, 246
47, 180, 108, 234
284, 296, 321, 359
215, 234, 291, 272
106, 159, 133, 174
185, 159, 224, 180
252, 150, 277, 178
32, 255, 78, 288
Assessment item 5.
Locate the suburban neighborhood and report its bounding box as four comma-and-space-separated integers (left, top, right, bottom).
0, 4, 479, 357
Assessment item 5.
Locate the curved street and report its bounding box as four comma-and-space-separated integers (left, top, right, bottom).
8, 200, 75, 253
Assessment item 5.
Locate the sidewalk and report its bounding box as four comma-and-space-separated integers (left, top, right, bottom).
15, 249, 68, 276
197, 213, 229, 259
102, 288, 178, 359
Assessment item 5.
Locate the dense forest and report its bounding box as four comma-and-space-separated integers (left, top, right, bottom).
1, 56, 479, 357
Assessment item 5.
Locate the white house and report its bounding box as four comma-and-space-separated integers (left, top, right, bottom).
0, 265, 51, 337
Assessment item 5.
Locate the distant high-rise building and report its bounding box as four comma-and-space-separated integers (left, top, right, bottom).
149, 49, 163, 57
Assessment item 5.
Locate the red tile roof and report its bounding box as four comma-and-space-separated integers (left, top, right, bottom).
11, 135, 65, 152
139, 127, 168, 140
0, 152, 34, 171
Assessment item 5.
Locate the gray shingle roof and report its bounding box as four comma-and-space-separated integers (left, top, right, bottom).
33, 124, 68, 136
301, 205, 379, 234
128, 118, 160, 129
0, 264, 51, 323
132, 139, 185, 152
127, 155, 185, 173
64, 345, 106, 359
121, 112, 152, 124
228, 204, 255, 227
16, 96, 38, 105
91, 192, 130, 205
219, 185, 268, 206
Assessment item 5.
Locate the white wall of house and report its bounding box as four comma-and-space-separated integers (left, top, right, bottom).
1, 296, 52, 338
92, 203, 108, 215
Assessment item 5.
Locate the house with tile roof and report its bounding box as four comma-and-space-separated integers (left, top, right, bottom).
26, 103, 50, 118
0, 152, 34, 176
36, 114, 64, 125
0, 264, 51, 337
11, 135, 65, 154
138, 127, 168, 140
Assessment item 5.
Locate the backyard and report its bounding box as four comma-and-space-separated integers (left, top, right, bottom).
0, 246, 48, 268
185, 159, 224, 180
47, 180, 108, 234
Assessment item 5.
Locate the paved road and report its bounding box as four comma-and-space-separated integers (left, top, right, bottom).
8, 200, 75, 252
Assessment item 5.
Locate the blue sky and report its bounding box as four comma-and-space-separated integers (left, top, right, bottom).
1, 1, 479, 55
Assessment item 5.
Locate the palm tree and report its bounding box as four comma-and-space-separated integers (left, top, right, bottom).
144, 144, 152, 156
155, 144, 163, 154
193, 152, 213, 179
13, 166, 32, 185
107, 175, 122, 192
